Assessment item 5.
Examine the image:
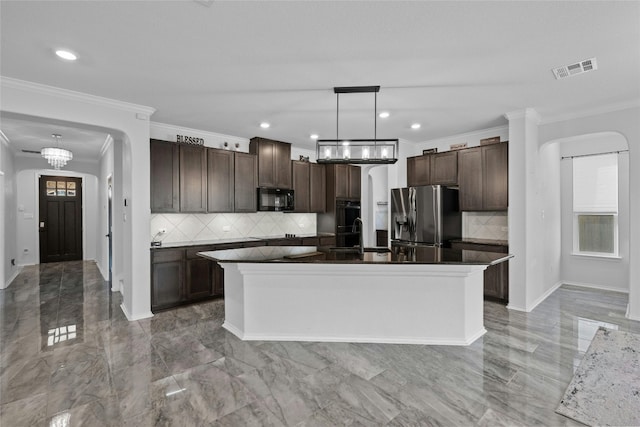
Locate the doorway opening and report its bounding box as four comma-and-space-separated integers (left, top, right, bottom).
107, 175, 113, 286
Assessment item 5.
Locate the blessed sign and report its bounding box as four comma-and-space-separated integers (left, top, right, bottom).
176, 135, 205, 145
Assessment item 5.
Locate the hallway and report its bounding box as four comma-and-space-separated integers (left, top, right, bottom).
1, 261, 639, 426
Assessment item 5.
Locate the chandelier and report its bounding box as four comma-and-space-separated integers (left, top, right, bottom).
42, 134, 73, 169
316, 86, 398, 165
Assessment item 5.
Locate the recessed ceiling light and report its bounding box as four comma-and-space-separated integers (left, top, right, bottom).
379, 112, 390, 118
342, 141, 350, 146
411, 123, 421, 130
55, 49, 77, 61
260, 122, 270, 129
310, 134, 319, 140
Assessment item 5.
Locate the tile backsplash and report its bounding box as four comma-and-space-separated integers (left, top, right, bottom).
150, 213, 317, 244
462, 211, 508, 241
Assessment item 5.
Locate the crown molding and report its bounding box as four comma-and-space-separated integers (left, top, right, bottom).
100, 134, 114, 157
539, 99, 640, 125
0, 76, 156, 115
150, 121, 248, 143
415, 124, 508, 146
504, 108, 541, 124
0, 129, 10, 147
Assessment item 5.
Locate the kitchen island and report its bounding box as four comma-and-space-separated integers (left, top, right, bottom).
198, 245, 511, 346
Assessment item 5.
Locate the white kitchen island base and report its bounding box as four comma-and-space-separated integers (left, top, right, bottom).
221, 262, 488, 346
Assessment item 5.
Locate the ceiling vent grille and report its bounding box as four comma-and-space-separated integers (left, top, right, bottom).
552, 58, 598, 80
22, 149, 42, 154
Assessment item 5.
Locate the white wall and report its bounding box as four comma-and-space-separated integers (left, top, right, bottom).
1, 138, 19, 288
557, 133, 629, 292
540, 142, 562, 295
96, 137, 114, 282
14, 166, 99, 266
539, 106, 640, 320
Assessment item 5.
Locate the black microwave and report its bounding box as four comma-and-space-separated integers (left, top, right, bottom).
257, 188, 294, 211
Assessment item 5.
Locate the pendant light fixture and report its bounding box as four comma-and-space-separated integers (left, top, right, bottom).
42, 134, 73, 169
316, 86, 398, 164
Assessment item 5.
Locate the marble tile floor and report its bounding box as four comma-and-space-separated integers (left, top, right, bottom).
1, 261, 639, 426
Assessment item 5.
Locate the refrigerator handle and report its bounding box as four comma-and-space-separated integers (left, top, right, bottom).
433, 186, 440, 246
409, 187, 416, 240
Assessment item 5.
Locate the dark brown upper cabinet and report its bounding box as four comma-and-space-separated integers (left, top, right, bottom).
458, 147, 483, 210
458, 142, 508, 211
430, 151, 458, 185
309, 162, 326, 213
407, 151, 458, 187
234, 152, 258, 212
292, 160, 310, 212
326, 164, 361, 201
292, 161, 327, 213
249, 137, 292, 189
150, 139, 179, 213
207, 148, 234, 212
179, 145, 207, 212
482, 142, 509, 210
407, 155, 431, 187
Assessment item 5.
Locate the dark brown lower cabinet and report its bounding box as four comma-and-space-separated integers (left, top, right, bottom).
151, 249, 184, 311
450, 241, 509, 303
151, 235, 338, 312
185, 255, 213, 300
152, 247, 218, 312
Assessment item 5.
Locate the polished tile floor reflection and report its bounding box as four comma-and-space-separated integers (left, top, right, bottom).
1, 261, 639, 426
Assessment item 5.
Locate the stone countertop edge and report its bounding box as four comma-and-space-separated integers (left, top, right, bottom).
197, 247, 514, 266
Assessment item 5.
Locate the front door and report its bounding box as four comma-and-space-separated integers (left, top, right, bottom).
39, 175, 83, 263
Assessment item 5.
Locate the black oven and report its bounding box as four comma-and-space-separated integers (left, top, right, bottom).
336, 200, 361, 247
257, 188, 294, 211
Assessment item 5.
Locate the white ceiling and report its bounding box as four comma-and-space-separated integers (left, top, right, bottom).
1, 1, 639, 158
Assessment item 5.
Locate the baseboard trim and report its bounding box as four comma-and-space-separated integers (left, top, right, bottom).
626, 304, 640, 322
96, 261, 108, 282
2, 266, 23, 289
526, 281, 564, 312
120, 303, 153, 321
507, 281, 563, 313
562, 281, 629, 294
222, 322, 486, 346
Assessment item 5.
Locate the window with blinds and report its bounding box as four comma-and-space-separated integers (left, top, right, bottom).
572, 153, 618, 256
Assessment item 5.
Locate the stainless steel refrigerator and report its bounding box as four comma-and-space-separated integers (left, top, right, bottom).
390, 185, 461, 247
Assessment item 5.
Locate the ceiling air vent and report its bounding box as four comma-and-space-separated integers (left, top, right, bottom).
22, 149, 42, 154
552, 58, 598, 80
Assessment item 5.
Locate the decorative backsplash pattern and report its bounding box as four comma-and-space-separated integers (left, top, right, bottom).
462, 211, 508, 240
150, 212, 317, 244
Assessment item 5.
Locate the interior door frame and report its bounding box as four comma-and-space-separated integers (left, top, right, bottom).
107, 174, 114, 289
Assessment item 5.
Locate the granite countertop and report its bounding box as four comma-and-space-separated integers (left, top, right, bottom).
197, 245, 512, 266
450, 238, 509, 247
152, 233, 335, 249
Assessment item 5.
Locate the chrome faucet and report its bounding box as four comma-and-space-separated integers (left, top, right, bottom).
352, 217, 364, 254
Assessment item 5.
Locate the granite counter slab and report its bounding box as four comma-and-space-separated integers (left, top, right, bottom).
197, 245, 512, 265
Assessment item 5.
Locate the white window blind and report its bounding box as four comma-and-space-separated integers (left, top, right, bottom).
573, 153, 618, 212
572, 153, 619, 256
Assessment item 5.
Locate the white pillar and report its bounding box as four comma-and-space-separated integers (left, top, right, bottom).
504, 108, 543, 311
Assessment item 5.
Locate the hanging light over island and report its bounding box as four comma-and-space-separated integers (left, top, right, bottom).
316, 86, 398, 165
